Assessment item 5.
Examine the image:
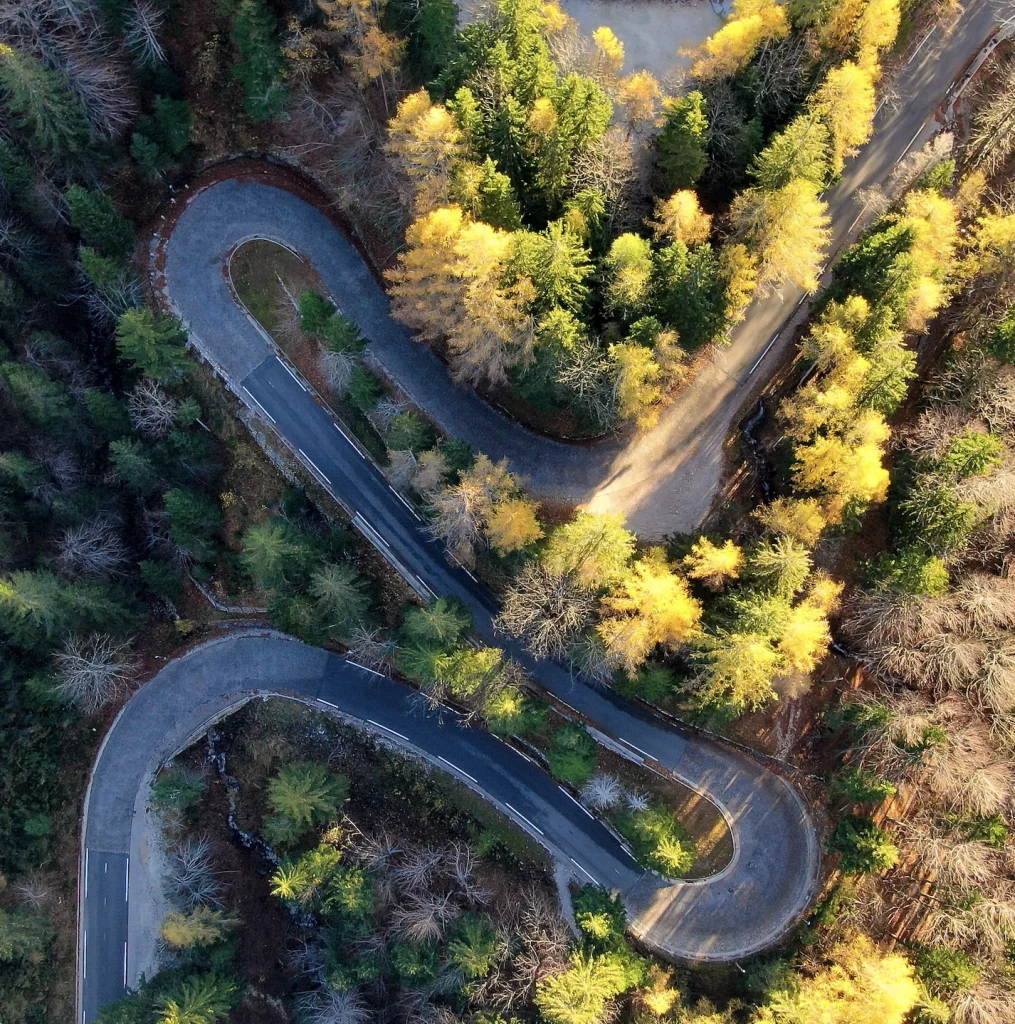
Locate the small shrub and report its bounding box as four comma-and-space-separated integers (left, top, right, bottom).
298, 290, 335, 335
868, 549, 949, 596
615, 804, 694, 877
910, 944, 980, 996
572, 885, 626, 950
827, 814, 898, 874
545, 723, 597, 787
612, 664, 675, 703
390, 941, 439, 988
482, 687, 547, 736
386, 412, 435, 454
346, 365, 383, 411
152, 767, 206, 816
829, 766, 897, 804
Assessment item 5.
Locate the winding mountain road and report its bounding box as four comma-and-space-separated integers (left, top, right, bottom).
79, 4, 1002, 1019
79, 632, 815, 1023
162, 0, 998, 540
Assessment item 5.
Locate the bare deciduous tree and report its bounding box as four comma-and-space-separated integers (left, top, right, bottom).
386, 449, 417, 491
297, 989, 370, 1024
53, 633, 134, 711
390, 891, 459, 943
165, 836, 223, 909
495, 563, 595, 660
128, 378, 178, 438
346, 627, 397, 673
580, 773, 622, 810
57, 515, 129, 578
124, 0, 165, 67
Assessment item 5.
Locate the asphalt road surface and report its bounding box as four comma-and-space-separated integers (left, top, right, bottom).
159, 0, 1000, 539
79, 634, 813, 1023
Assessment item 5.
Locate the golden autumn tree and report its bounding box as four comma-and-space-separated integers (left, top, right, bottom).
856, 0, 901, 66
386, 208, 535, 387
690, 0, 789, 79
731, 178, 831, 294
753, 497, 827, 546
590, 26, 625, 85
650, 190, 712, 246
719, 242, 758, 324
605, 233, 654, 315
598, 550, 702, 672
792, 412, 891, 522
487, 497, 545, 554
683, 538, 744, 589
810, 62, 876, 174
757, 933, 920, 1024
386, 90, 463, 211
610, 342, 663, 429
617, 70, 661, 125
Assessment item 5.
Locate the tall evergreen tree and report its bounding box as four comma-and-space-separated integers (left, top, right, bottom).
0, 44, 89, 164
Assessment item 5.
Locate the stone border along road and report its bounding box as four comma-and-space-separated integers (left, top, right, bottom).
78, 4, 1004, 1017
78, 633, 816, 1024
164, 0, 999, 541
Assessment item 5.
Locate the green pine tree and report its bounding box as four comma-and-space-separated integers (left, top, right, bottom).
115, 308, 191, 381
0, 44, 89, 163
228, 0, 286, 122
66, 186, 134, 260
655, 91, 709, 190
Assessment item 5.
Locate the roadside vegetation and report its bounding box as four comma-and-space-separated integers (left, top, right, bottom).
3, 0, 1015, 1022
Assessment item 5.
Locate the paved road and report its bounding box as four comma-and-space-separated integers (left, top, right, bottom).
79, 633, 815, 1021
160, 0, 998, 540
79, 634, 645, 1023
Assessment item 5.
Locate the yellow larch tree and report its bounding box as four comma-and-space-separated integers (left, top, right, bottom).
752, 497, 827, 546
610, 342, 663, 429
811, 61, 876, 174
486, 497, 544, 554
599, 551, 702, 672
757, 933, 920, 1024
386, 205, 469, 341
650, 190, 712, 246
792, 413, 891, 522
856, 0, 900, 67
690, 0, 789, 79
590, 26, 625, 85
683, 538, 744, 589
719, 242, 758, 324
349, 25, 404, 90
731, 178, 831, 294
387, 209, 535, 386
617, 71, 661, 125
386, 90, 463, 211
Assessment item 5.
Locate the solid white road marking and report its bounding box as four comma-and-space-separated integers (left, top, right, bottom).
123, 942, 128, 986
82, 931, 86, 980
124, 857, 129, 901
747, 331, 781, 378
505, 802, 544, 836
353, 512, 392, 550
559, 785, 595, 818
347, 661, 386, 679
438, 755, 478, 783
905, 25, 936, 68
84, 849, 89, 898
333, 421, 366, 458
241, 385, 276, 424
570, 857, 598, 884
297, 448, 330, 487
621, 738, 651, 759
276, 355, 308, 392
367, 718, 409, 742
318, 699, 338, 708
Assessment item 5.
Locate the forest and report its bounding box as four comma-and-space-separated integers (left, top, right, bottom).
2, 0, 1015, 1022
